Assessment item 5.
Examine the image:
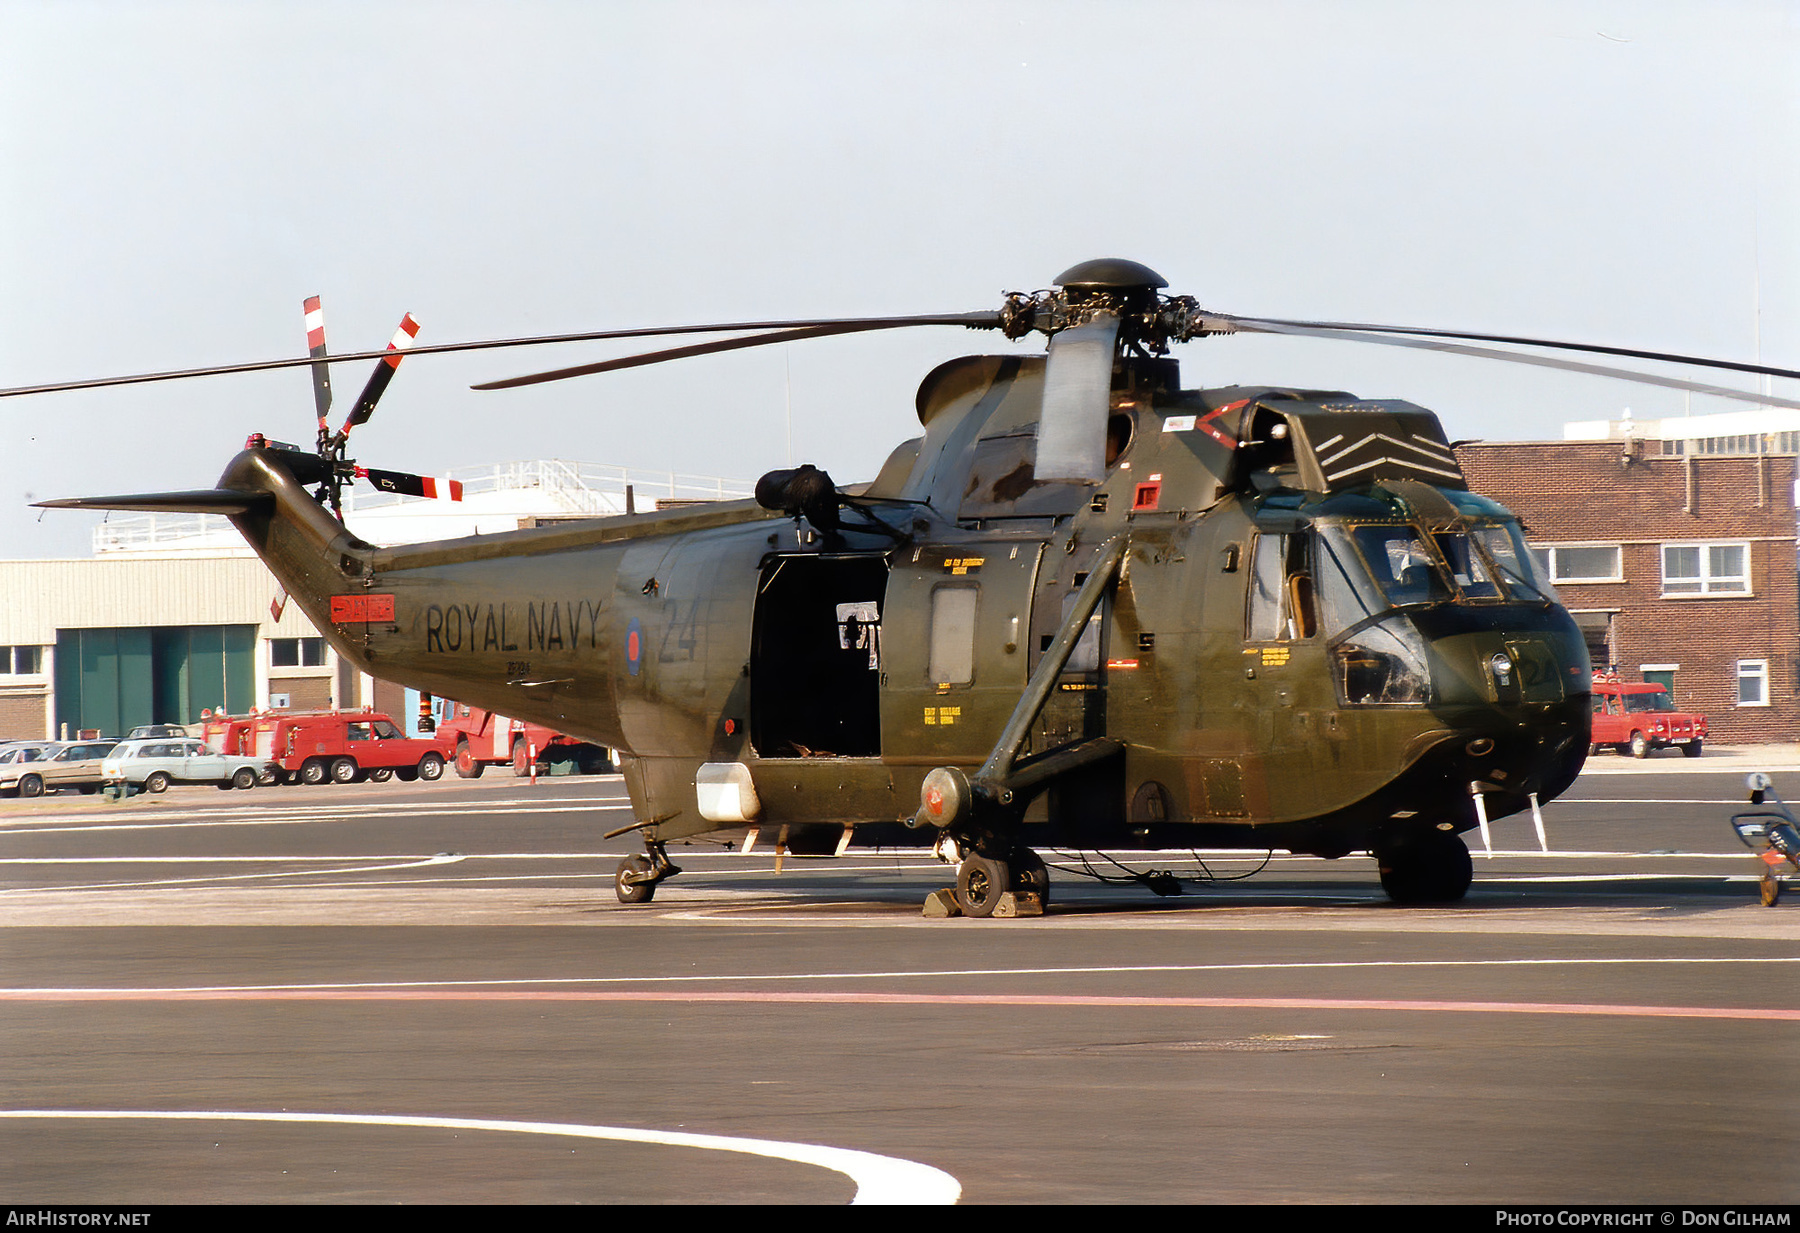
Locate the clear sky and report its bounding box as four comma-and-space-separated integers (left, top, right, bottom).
2, 0, 1795, 556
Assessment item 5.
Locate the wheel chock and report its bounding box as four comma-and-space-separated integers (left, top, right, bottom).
922, 888, 961, 917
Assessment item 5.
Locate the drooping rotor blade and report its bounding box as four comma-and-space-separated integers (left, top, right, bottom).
471, 316, 995, 391
1035, 312, 1120, 483
0, 311, 1001, 399
303, 295, 332, 425
339, 313, 420, 436
1216, 314, 1800, 382
33, 489, 272, 515
1213, 315, 1800, 410
355, 466, 464, 501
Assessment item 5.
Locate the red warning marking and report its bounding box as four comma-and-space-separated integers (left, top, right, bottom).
382, 314, 421, 368
330, 594, 396, 623
1195, 399, 1247, 449
1132, 481, 1161, 511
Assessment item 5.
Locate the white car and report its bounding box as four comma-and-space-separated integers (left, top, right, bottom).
101, 738, 272, 793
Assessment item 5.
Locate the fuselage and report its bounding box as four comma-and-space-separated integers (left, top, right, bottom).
222, 354, 1591, 855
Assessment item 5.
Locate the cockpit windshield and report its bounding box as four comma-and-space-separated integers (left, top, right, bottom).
1314, 518, 1555, 619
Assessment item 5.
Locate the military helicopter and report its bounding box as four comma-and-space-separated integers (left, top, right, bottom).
19, 258, 1800, 916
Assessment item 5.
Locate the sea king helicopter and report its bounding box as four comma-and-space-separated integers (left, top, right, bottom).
19, 258, 1800, 915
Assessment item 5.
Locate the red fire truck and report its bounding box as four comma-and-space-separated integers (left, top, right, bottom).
252, 709, 454, 784
432, 700, 613, 778
1590, 672, 1708, 758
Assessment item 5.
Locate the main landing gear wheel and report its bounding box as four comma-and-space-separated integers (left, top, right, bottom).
1012, 848, 1050, 906
616, 855, 657, 904
956, 854, 1011, 918
1376, 829, 1473, 904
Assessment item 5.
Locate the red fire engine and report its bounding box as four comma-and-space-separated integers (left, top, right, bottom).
252, 708, 454, 784
432, 699, 613, 778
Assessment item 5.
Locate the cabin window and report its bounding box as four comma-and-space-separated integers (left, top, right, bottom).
929, 586, 978, 685
1246, 533, 1318, 641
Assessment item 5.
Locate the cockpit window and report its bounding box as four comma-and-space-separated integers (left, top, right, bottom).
1472, 523, 1559, 603
1433, 532, 1501, 599
1350, 526, 1453, 607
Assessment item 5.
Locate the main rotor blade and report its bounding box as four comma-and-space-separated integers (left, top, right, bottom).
1035, 312, 1119, 483
0, 311, 1000, 399
470, 316, 996, 391
1216, 317, 1800, 412
1218, 314, 1800, 382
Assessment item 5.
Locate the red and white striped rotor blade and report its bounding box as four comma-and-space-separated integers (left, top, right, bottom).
340, 313, 420, 435
303, 295, 332, 425
355, 466, 463, 501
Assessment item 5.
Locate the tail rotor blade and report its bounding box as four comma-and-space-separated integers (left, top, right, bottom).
340, 313, 421, 436
303, 295, 333, 426
1036, 312, 1120, 483
355, 465, 463, 501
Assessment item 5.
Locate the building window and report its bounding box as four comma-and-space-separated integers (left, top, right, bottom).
1661, 542, 1750, 596
1738, 659, 1770, 706
270, 637, 326, 668
1531, 544, 1622, 584
0, 646, 43, 675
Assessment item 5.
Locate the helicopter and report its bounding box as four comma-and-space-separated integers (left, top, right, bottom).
20, 258, 1800, 916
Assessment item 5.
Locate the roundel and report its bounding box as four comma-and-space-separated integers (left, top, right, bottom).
626, 618, 642, 677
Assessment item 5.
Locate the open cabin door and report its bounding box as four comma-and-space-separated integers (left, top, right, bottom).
880, 541, 1046, 769
749, 554, 889, 758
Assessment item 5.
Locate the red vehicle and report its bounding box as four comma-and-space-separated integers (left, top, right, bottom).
433, 700, 612, 778
253, 709, 453, 784
200, 712, 257, 757
1590, 674, 1708, 758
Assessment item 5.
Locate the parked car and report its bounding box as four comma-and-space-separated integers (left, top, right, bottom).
126, 724, 191, 740
253, 709, 452, 784
101, 738, 273, 792
0, 739, 118, 796
1591, 674, 1708, 758
0, 742, 61, 797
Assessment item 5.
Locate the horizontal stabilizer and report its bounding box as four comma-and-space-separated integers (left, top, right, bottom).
34, 488, 273, 515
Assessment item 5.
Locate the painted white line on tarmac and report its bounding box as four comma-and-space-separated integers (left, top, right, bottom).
0, 1109, 961, 1205
0, 853, 466, 895
7, 954, 1795, 999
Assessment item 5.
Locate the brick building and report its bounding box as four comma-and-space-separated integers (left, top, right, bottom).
1455, 440, 1799, 744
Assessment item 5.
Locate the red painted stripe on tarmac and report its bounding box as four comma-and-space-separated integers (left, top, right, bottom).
1, 988, 1795, 1020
